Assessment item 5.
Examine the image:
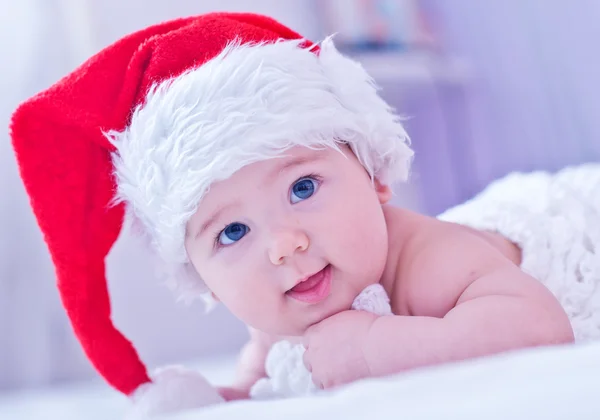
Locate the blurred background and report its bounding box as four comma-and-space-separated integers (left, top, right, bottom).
1, 0, 600, 413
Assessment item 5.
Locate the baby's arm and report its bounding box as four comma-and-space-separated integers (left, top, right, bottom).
217, 328, 272, 400
364, 228, 574, 377
364, 266, 575, 376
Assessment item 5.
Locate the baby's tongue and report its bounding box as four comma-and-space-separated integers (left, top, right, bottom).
289, 270, 324, 293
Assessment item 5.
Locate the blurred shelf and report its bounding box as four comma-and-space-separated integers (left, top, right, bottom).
350, 50, 473, 85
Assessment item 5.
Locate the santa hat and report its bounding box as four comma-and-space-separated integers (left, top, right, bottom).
9, 11, 412, 416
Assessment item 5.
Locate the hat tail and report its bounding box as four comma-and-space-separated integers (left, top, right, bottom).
10, 100, 151, 395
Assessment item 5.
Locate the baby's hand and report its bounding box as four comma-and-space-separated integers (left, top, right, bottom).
216, 386, 250, 401
302, 310, 377, 389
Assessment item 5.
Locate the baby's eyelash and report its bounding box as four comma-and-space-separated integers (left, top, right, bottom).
212, 224, 229, 249
296, 172, 323, 184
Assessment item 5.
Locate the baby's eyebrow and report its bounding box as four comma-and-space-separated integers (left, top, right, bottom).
194, 201, 240, 239
267, 154, 326, 180
191, 154, 326, 239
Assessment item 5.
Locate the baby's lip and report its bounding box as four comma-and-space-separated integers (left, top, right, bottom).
285, 265, 332, 304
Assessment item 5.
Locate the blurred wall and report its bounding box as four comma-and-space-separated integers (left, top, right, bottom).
419, 0, 600, 212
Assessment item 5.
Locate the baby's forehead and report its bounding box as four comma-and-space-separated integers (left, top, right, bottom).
229, 144, 342, 177
187, 145, 343, 227
214, 146, 336, 189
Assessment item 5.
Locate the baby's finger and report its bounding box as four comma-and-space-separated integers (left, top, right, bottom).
303, 320, 324, 343
217, 386, 249, 401
311, 375, 324, 390
302, 348, 312, 372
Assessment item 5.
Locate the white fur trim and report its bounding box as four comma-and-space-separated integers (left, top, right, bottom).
351, 283, 392, 315
125, 365, 224, 420
107, 36, 413, 300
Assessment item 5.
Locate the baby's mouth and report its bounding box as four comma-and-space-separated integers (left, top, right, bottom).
286, 264, 332, 304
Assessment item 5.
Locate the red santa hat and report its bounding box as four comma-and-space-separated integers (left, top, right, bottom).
9, 11, 412, 416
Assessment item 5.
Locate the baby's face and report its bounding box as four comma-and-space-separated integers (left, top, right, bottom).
185, 145, 391, 336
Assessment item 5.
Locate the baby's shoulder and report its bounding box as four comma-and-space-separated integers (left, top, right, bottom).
390, 216, 520, 317
416, 220, 521, 268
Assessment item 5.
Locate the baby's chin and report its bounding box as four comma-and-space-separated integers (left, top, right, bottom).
262, 307, 347, 337
301, 295, 357, 331
251, 282, 364, 336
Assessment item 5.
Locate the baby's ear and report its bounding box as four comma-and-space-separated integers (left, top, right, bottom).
374, 178, 392, 204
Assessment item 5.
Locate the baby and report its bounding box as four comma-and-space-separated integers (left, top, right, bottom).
10, 11, 597, 416
193, 143, 574, 399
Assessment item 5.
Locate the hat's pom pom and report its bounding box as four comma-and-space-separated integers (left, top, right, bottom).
125, 365, 225, 419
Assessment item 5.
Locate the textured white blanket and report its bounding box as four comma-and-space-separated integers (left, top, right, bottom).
160, 341, 600, 420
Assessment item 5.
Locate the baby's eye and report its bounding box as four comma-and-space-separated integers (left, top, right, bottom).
290, 176, 319, 204
218, 223, 249, 246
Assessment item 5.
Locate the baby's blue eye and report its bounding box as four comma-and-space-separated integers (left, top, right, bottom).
291, 177, 318, 204
218, 223, 249, 245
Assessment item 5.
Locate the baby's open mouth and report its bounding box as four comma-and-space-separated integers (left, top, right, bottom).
286, 264, 332, 304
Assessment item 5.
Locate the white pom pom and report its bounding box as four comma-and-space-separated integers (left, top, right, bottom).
250, 340, 318, 399
125, 365, 224, 420
351, 283, 392, 315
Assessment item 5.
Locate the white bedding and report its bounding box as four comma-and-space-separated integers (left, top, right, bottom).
167, 342, 600, 420
0, 355, 237, 420
2, 342, 599, 420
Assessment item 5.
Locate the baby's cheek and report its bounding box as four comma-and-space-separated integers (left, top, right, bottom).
218, 286, 287, 331
333, 202, 387, 261
220, 292, 266, 326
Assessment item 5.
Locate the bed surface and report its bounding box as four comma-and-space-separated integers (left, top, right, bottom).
2, 342, 599, 420
0, 354, 237, 420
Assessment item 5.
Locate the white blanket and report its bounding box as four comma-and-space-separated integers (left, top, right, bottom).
160, 342, 600, 420
2, 342, 599, 420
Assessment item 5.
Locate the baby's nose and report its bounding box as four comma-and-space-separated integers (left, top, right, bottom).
268, 228, 309, 265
